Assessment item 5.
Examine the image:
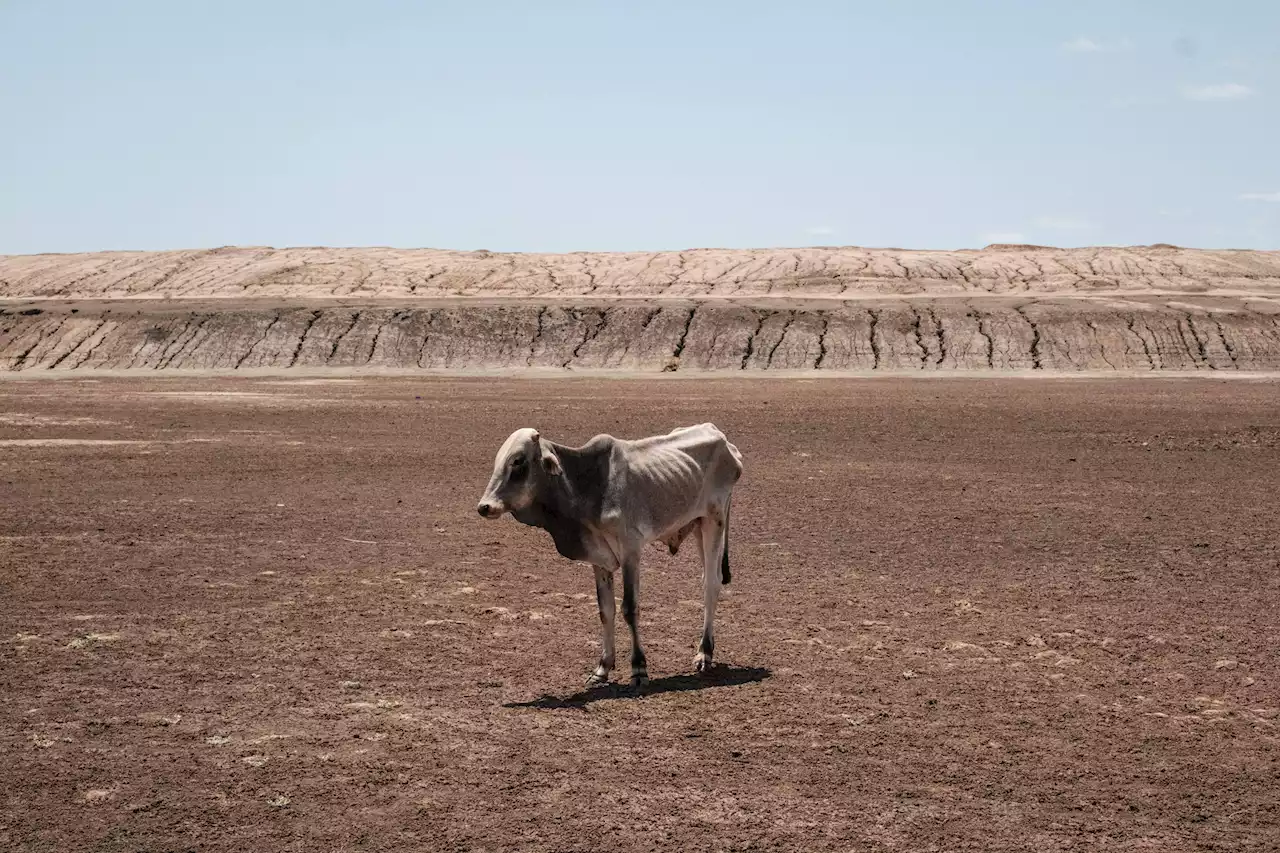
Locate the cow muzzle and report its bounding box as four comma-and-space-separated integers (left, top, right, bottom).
476, 500, 503, 519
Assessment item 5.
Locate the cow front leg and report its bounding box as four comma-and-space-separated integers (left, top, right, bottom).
621, 555, 648, 688
695, 514, 725, 673
588, 565, 616, 686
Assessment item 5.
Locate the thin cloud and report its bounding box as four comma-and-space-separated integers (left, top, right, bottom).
1063, 37, 1104, 53
1063, 37, 1132, 54
1239, 192, 1280, 202
806, 225, 835, 236
1033, 216, 1095, 230
1181, 83, 1255, 101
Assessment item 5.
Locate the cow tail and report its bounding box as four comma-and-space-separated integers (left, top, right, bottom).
720, 495, 732, 586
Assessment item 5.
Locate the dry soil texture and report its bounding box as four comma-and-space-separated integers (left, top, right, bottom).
3, 244, 1280, 373
2, 376, 1278, 851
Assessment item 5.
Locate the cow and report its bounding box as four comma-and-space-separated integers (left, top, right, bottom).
476, 423, 743, 688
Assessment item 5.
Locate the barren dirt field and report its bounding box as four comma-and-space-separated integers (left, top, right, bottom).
2, 376, 1278, 852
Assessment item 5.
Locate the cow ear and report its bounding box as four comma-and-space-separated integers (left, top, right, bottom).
539, 441, 563, 476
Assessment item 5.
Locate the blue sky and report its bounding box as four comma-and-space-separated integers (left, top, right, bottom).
2, 1, 1276, 254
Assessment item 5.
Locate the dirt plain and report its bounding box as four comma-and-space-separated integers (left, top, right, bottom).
2, 375, 1278, 852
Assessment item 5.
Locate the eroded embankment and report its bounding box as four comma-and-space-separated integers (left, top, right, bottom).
3, 299, 1279, 372
3, 244, 1280, 373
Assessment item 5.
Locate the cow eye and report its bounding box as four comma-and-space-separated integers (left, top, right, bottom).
510, 455, 527, 472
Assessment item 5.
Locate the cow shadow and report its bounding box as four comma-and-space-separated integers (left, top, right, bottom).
502, 663, 771, 710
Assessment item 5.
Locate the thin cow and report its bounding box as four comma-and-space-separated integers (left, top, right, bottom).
476, 423, 743, 687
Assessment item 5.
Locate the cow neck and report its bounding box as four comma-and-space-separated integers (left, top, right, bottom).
515, 441, 602, 562
538, 437, 610, 518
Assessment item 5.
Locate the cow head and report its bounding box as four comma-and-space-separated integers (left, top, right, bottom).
477, 427, 562, 519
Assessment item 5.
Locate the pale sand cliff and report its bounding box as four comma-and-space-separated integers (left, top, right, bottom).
2, 244, 1279, 373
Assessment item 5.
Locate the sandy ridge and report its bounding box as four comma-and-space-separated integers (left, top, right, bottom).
3, 245, 1279, 373
4, 244, 1279, 301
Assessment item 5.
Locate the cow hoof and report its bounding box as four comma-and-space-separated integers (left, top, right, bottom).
694, 653, 713, 674
630, 673, 649, 691
586, 670, 610, 687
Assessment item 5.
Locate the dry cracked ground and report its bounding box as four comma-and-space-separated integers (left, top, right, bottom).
3, 244, 1280, 374
1, 376, 1278, 852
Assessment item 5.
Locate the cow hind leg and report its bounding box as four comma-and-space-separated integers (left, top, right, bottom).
721, 494, 733, 585
588, 565, 616, 686
695, 512, 726, 674
621, 555, 648, 688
